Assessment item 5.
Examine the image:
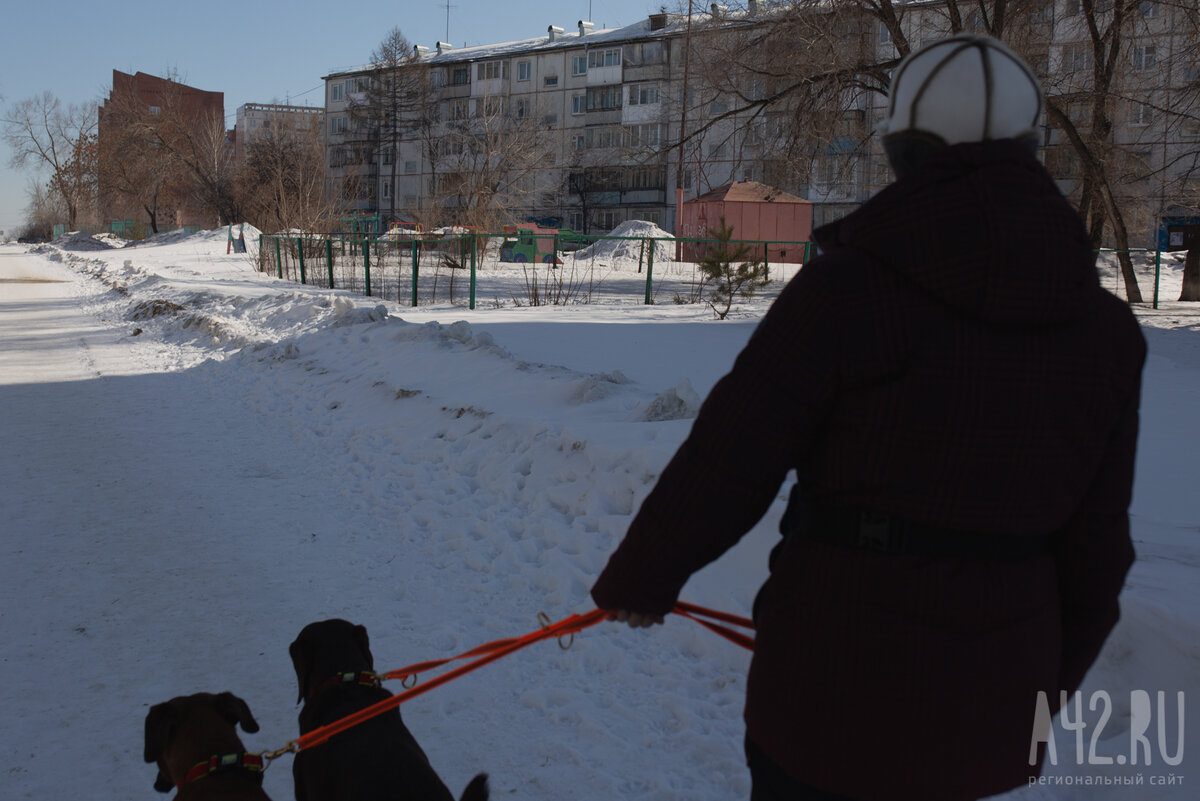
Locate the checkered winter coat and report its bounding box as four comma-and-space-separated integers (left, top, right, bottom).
591, 139, 1146, 801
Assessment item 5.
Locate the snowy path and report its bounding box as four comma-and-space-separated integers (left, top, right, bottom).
1, 252, 353, 797
0, 246, 764, 800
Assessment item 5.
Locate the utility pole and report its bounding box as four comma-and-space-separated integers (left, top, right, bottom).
675, 0, 694, 246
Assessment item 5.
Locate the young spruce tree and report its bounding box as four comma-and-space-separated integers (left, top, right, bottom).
698, 218, 771, 319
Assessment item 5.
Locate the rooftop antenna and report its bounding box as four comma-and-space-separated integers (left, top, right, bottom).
444, 0, 455, 43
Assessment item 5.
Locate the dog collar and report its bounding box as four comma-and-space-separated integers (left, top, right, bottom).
314, 670, 382, 696
179, 752, 265, 789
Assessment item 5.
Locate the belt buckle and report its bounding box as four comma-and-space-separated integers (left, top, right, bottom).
857, 512, 893, 551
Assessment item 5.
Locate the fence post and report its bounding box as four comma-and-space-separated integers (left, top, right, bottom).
410, 239, 419, 307
803, 241, 812, 264
763, 241, 770, 277
275, 236, 282, 280
297, 238, 306, 285
469, 233, 477, 310
1154, 249, 1161, 309
644, 239, 655, 305
326, 238, 335, 289
363, 235, 372, 297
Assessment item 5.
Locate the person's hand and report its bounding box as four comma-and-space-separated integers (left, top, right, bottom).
607, 609, 665, 628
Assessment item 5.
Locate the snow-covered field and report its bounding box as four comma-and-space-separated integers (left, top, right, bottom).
0, 229, 1195, 800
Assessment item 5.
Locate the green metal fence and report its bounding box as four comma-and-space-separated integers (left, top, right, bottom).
1095, 248, 1164, 309
256, 231, 813, 310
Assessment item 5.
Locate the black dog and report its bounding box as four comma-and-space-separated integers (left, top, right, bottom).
144, 692, 272, 800
289, 619, 489, 801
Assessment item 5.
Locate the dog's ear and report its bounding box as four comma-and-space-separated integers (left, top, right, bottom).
354, 624, 374, 669
145, 702, 177, 792
144, 702, 175, 764
290, 633, 313, 704
215, 692, 260, 734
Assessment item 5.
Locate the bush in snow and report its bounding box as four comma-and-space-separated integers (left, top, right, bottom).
697, 219, 771, 319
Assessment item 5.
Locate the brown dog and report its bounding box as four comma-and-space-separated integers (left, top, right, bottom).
144, 692, 272, 799
289, 619, 488, 801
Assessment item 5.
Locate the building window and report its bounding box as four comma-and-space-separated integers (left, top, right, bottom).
1067, 99, 1092, 128
517, 61, 531, 81
330, 116, 348, 134
588, 48, 621, 68
543, 75, 559, 87
1139, 1, 1160, 17
330, 84, 343, 102
572, 55, 588, 76
1128, 150, 1152, 180
598, 210, 619, 231
451, 66, 470, 85
585, 127, 620, 149
1131, 101, 1155, 126
382, 180, 392, 199
148, 106, 161, 115
624, 123, 663, 147
477, 60, 506, 80
516, 98, 530, 118
404, 160, 417, 173
1063, 44, 1092, 74
586, 85, 622, 111
628, 83, 659, 105
708, 142, 729, 159
879, 21, 892, 44
571, 94, 586, 115
571, 133, 586, 151
449, 99, 469, 120
1133, 45, 1157, 71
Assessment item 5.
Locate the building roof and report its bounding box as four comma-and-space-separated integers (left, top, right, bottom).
322, 16, 695, 79
689, 181, 812, 205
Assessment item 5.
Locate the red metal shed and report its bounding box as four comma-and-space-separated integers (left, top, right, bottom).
680, 181, 813, 264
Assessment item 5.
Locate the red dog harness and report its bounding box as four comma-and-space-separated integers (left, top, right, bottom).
179, 752, 265, 789
312, 670, 382, 697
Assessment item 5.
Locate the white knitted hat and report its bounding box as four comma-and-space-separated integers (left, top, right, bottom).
879, 34, 1043, 146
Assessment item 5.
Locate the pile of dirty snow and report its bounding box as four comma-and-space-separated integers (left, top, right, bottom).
51, 231, 125, 251
571, 220, 676, 265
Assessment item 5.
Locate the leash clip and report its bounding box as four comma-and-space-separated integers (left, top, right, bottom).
537, 611, 575, 650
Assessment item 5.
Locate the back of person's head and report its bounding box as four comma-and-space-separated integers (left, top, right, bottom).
879, 34, 1043, 179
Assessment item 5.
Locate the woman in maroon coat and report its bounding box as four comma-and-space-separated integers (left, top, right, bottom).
591, 36, 1145, 801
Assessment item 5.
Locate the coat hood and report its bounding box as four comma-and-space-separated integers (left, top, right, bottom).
815, 139, 1098, 325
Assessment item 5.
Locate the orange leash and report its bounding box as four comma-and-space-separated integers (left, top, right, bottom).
275, 603, 755, 756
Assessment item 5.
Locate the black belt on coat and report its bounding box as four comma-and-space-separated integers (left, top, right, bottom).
781, 490, 1053, 561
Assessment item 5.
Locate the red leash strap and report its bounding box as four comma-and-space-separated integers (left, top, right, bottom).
286, 604, 754, 754
671, 602, 756, 651
292, 609, 609, 752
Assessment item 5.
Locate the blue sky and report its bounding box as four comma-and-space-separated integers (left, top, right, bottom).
0, 0, 662, 237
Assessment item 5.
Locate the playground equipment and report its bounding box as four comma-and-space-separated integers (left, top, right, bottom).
499, 224, 584, 264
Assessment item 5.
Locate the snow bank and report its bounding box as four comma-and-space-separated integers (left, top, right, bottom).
571, 219, 676, 265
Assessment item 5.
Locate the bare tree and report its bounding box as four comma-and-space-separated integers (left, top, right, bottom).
357, 28, 430, 226
18, 178, 68, 240
98, 88, 182, 233
3, 91, 98, 229
685, 0, 1199, 300
424, 92, 555, 231
237, 113, 337, 232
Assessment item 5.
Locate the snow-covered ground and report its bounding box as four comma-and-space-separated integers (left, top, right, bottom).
0, 230, 1195, 800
